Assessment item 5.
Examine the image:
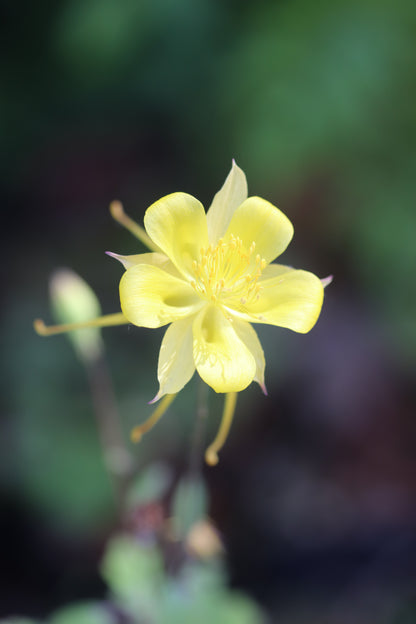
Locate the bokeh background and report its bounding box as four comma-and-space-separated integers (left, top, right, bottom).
1, 0, 416, 622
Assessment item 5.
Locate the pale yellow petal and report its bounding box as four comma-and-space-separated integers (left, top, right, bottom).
259, 263, 294, 280
106, 251, 181, 276
224, 197, 294, 265
193, 306, 256, 393
143, 193, 209, 278
206, 160, 248, 244
155, 317, 195, 399
119, 264, 203, 328
228, 267, 324, 333
232, 319, 266, 393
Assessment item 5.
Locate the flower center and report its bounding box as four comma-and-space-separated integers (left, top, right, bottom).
190, 235, 266, 306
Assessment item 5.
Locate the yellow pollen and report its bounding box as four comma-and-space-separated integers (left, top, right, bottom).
190, 237, 266, 306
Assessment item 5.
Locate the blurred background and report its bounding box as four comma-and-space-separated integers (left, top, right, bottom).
1, 0, 416, 622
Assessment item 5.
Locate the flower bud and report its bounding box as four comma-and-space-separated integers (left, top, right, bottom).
49, 268, 104, 363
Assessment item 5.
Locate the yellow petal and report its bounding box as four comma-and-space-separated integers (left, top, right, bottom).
155, 317, 195, 399
232, 319, 266, 394
224, 197, 294, 265
119, 264, 203, 328
193, 306, 256, 393
206, 160, 248, 244
231, 266, 324, 333
143, 193, 209, 278
259, 263, 294, 280
106, 251, 181, 276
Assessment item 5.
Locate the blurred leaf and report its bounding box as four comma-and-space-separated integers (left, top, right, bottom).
54, 0, 147, 83
0, 619, 39, 624
50, 269, 104, 364
101, 534, 163, 617
48, 603, 113, 624
171, 475, 208, 538
218, 0, 416, 186
125, 461, 173, 510
2, 297, 114, 530
159, 561, 263, 624
100, 532, 263, 623
18, 404, 113, 530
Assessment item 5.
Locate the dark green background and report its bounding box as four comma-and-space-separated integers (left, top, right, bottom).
1, 0, 416, 621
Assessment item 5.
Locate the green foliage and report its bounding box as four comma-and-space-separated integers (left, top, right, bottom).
48, 604, 113, 624
101, 533, 263, 624
2, 0, 416, 620
125, 461, 173, 510
0, 619, 39, 624
171, 475, 208, 538
2, 298, 114, 530
101, 535, 164, 618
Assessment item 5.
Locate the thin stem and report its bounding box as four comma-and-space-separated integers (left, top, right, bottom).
205, 392, 238, 466
85, 354, 134, 512
110, 200, 159, 252
189, 380, 210, 477
131, 394, 177, 443
34, 313, 127, 336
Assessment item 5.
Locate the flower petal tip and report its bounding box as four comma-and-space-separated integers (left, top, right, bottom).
105, 251, 124, 265
148, 393, 161, 405
321, 275, 333, 288
260, 383, 268, 396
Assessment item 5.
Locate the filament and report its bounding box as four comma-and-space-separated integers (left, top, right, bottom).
205, 392, 237, 466
130, 393, 177, 443
34, 312, 128, 336
110, 200, 159, 252
191, 236, 266, 307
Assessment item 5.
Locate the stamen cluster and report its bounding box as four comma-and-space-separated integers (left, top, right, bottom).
190, 234, 266, 307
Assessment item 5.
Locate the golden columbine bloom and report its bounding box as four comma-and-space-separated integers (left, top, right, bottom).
35, 161, 330, 465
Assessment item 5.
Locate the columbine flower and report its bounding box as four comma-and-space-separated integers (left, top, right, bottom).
35, 161, 330, 464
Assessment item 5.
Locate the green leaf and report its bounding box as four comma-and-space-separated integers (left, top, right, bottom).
159, 561, 264, 624
171, 475, 208, 538
125, 462, 173, 510
48, 603, 113, 624
0, 619, 39, 624
100, 534, 163, 617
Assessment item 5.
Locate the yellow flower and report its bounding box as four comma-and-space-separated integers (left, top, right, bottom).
109, 161, 325, 400
35, 161, 330, 464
